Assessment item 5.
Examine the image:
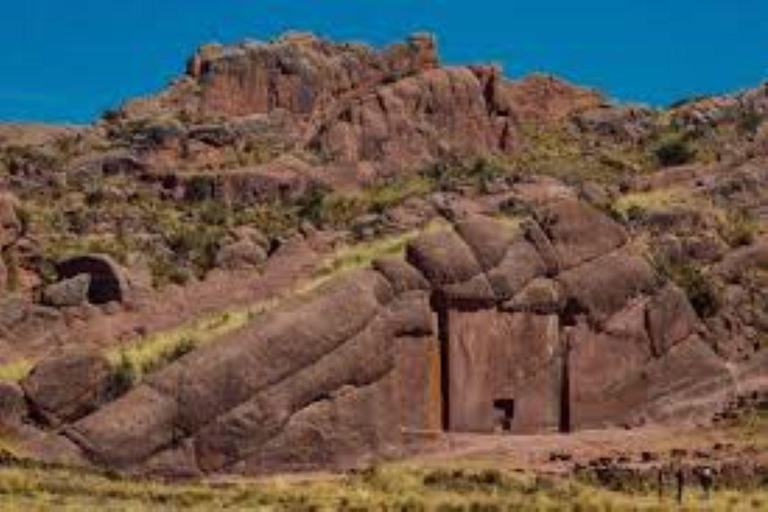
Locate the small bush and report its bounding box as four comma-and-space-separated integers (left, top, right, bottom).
164, 224, 225, 276
149, 256, 191, 288
720, 210, 759, 248
423, 158, 507, 193
185, 175, 216, 202
197, 201, 231, 226
296, 184, 329, 225
106, 353, 137, 399
654, 134, 695, 167
738, 109, 763, 135
655, 259, 721, 317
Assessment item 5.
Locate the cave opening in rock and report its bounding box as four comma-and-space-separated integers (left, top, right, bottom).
493, 398, 515, 432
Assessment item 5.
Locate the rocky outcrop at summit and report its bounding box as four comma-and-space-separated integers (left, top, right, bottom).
116, 33, 603, 182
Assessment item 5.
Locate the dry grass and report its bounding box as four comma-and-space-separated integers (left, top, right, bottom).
0, 459, 765, 511
613, 187, 711, 216
316, 219, 450, 279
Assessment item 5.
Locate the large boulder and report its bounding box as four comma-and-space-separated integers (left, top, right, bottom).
372, 257, 430, 294
193, 311, 399, 471
238, 375, 403, 473
68, 385, 179, 468
557, 249, 657, 324
20, 348, 111, 425
454, 215, 517, 270
42, 274, 91, 308
534, 199, 628, 270
611, 338, 734, 425
215, 240, 268, 270
486, 239, 546, 301
406, 229, 482, 286
56, 254, 129, 305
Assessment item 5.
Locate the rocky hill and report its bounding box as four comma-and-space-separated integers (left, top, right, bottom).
0, 33, 767, 478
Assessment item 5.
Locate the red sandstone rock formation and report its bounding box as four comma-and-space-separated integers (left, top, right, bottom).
18, 198, 746, 476
116, 33, 603, 184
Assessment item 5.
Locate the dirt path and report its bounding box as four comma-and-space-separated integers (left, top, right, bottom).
408, 424, 767, 473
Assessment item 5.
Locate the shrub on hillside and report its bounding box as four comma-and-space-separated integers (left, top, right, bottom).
654, 134, 695, 167
720, 209, 759, 248
738, 109, 764, 135
654, 258, 721, 317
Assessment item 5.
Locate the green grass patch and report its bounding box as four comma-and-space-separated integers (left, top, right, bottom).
316, 219, 452, 278
107, 299, 280, 388
0, 360, 33, 384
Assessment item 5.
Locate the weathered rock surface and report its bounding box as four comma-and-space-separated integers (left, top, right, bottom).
406, 229, 482, 286
13, 199, 751, 476
215, 239, 268, 270
646, 284, 700, 357
534, 199, 628, 270
0, 381, 26, 428
117, 33, 602, 183
21, 348, 111, 425
42, 274, 92, 308
372, 257, 430, 294
447, 310, 561, 433
557, 249, 656, 324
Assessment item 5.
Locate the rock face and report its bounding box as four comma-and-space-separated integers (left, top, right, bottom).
0, 382, 26, 428
119, 33, 602, 182
20, 348, 111, 425
51, 199, 746, 475
188, 33, 439, 119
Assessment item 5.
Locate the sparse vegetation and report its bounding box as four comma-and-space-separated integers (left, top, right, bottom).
0, 459, 765, 511
317, 226, 441, 277
737, 108, 764, 135
612, 188, 714, 223
654, 132, 696, 167
720, 209, 760, 248
654, 258, 721, 318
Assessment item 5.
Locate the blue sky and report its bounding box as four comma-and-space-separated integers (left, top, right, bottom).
1, 1, 767, 123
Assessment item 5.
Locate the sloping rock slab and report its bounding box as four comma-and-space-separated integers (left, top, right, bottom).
21, 348, 110, 425
534, 199, 628, 270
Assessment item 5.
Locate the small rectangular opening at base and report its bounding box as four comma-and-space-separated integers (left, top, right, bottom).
493, 398, 515, 432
